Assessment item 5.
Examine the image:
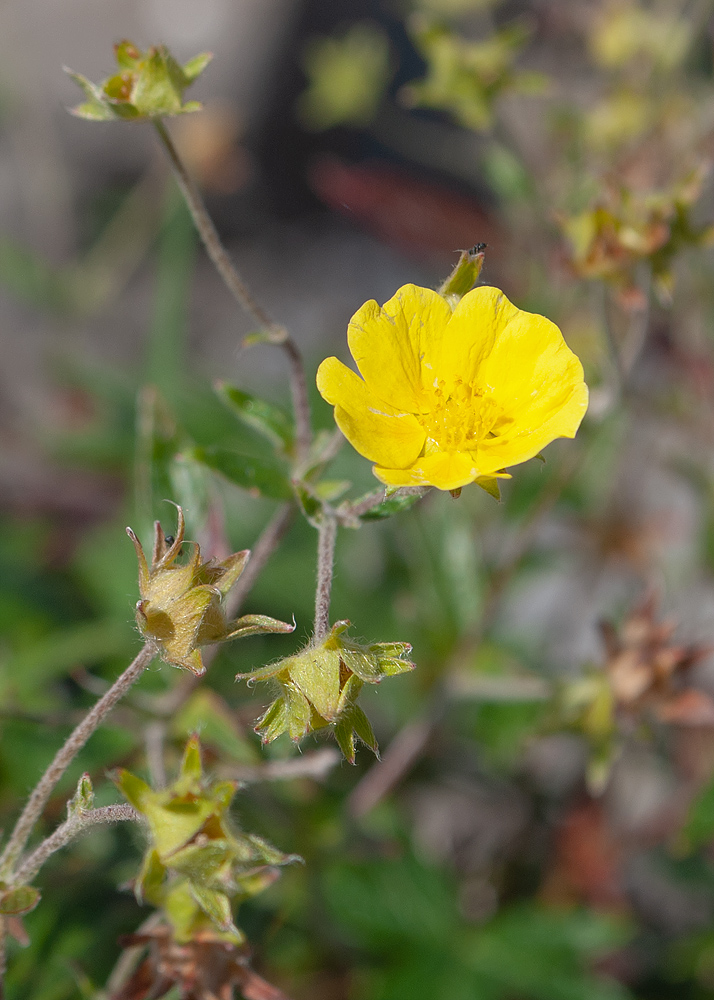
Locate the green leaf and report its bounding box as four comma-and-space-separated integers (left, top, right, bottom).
293, 481, 324, 526
215, 382, 294, 453
114, 769, 152, 812
0, 886, 40, 916
359, 489, 426, 521
114, 40, 142, 69
299, 22, 392, 130
188, 446, 292, 500
179, 735, 203, 782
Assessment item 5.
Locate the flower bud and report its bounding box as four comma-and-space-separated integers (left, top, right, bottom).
237, 621, 415, 763
127, 505, 294, 675
65, 41, 212, 122
116, 736, 300, 944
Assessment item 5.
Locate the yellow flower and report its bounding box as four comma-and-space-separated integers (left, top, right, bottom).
317, 284, 588, 492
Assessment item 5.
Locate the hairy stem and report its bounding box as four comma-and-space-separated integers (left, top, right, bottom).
152, 119, 311, 462
313, 515, 337, 642
14, 805, 141, 886
0, 642, 155, 877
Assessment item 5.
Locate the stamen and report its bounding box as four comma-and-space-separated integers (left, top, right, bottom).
418, 379, 501, 453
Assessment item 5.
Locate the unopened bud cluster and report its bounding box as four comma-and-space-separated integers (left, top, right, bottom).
116, 736, 300, 944
127, 506, 293, 675
237, 621, 414, 763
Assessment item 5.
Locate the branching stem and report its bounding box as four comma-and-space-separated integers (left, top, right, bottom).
0, 642, 155, 877
313, 515, 337, 642
14, 805, 142, 886
152, 119, 312, 462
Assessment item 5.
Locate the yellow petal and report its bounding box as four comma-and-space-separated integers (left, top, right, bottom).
347, 285, 453, 412
371, 464, 424, 488
375, 451, 483, 491
438, 286, 522, 386
476, 380, 589, 472
317, 357, 425, 468
475, 303, 586, 430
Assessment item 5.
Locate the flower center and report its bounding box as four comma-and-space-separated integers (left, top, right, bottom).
418, 379, 501, 454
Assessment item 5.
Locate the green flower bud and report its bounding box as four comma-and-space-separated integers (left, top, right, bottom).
127, 505, 294, 675
237, 621, 415, 763
65, 41, 212, 121
116, 736, 300, 944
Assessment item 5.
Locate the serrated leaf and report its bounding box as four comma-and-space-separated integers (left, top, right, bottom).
216, 382, 294, 453
188, 445, 292, 500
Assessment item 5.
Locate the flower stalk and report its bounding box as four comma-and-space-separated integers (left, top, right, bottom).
314, 513, 337, 642
14, 805, 141, 886
0, 641, 156, 878
152, 118, 312, 462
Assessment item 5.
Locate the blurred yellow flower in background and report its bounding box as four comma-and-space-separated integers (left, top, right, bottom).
317, 284, 588, 492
